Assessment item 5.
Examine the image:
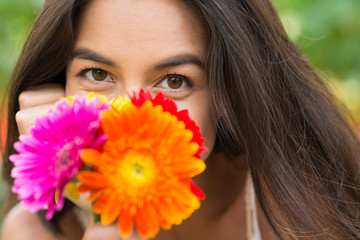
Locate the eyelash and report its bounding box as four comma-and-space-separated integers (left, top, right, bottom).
77, 66, 114, 80
78, 66, 98, 76
157, 72, 194, 87
76, 67, 194, 89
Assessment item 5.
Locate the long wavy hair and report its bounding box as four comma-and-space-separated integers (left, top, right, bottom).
2, 0, 360, 238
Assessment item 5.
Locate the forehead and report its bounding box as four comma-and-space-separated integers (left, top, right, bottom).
75, 0, 206, 61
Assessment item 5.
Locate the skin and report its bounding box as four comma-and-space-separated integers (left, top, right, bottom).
2, 0, 276, 239
66, 0, 216, 160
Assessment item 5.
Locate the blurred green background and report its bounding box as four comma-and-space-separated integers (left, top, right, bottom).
0, 0, 359, 229
275, 0, 360, 121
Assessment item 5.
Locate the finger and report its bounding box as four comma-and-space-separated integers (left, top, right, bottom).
18, 84, 65, 110
82, 222, 144, 240
66, 192, 93, 220
82, 222, 122, 240
15, 104, 52, 135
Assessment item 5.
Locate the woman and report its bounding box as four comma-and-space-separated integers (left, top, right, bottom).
2, 0, 360, 239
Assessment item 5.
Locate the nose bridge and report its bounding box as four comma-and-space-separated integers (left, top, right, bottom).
117, 75, 147, 97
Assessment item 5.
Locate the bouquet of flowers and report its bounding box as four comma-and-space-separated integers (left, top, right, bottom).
10, 89, 207, 239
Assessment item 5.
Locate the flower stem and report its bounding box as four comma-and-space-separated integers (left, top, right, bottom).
92, 212, 100, 223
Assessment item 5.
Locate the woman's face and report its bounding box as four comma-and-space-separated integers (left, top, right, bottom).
66, 0, 216, 160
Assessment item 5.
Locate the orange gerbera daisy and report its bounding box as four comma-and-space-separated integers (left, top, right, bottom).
77, 90, 207, 239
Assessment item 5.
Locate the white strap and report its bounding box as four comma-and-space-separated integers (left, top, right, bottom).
245, 174, 262, 240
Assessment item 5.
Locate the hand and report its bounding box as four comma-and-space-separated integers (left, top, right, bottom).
15, 85, 146, 240
16, 84, 65, 135
15, 84, 96, 215
82, 222, 144, 240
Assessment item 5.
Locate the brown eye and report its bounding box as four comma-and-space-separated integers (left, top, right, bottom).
81, 68, 112, 82
92, 69, 108, 81
157, 74, 193, 92
167, 76, 183, 89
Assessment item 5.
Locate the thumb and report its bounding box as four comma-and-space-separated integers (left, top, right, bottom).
82, 222, 144, 240
82, 222, 121, 240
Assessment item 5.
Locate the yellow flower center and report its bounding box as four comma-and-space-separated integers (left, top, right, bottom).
120, 151, 156, 188
131, 162, 144, 177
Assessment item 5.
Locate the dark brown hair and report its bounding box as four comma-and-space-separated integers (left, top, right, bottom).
2, 0, 360, 238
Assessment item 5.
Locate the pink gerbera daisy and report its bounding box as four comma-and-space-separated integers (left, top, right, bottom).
10, 93, 109, 219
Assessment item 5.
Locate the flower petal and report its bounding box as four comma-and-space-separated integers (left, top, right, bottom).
77, 172, 108, 189
81, 149, 102, 167
118, 210, 134, 238
93, 194, 110, 213
101, 196, 122, 225
135, 204, 160, 239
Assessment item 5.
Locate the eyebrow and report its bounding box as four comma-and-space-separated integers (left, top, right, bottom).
71, 48, 116, 67
153, 54, 204, 71
71, 48, 204, 70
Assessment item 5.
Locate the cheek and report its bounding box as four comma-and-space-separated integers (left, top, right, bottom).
181, 100, 216, 161
65, 72, 79, 96
194, 108, 216, 161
